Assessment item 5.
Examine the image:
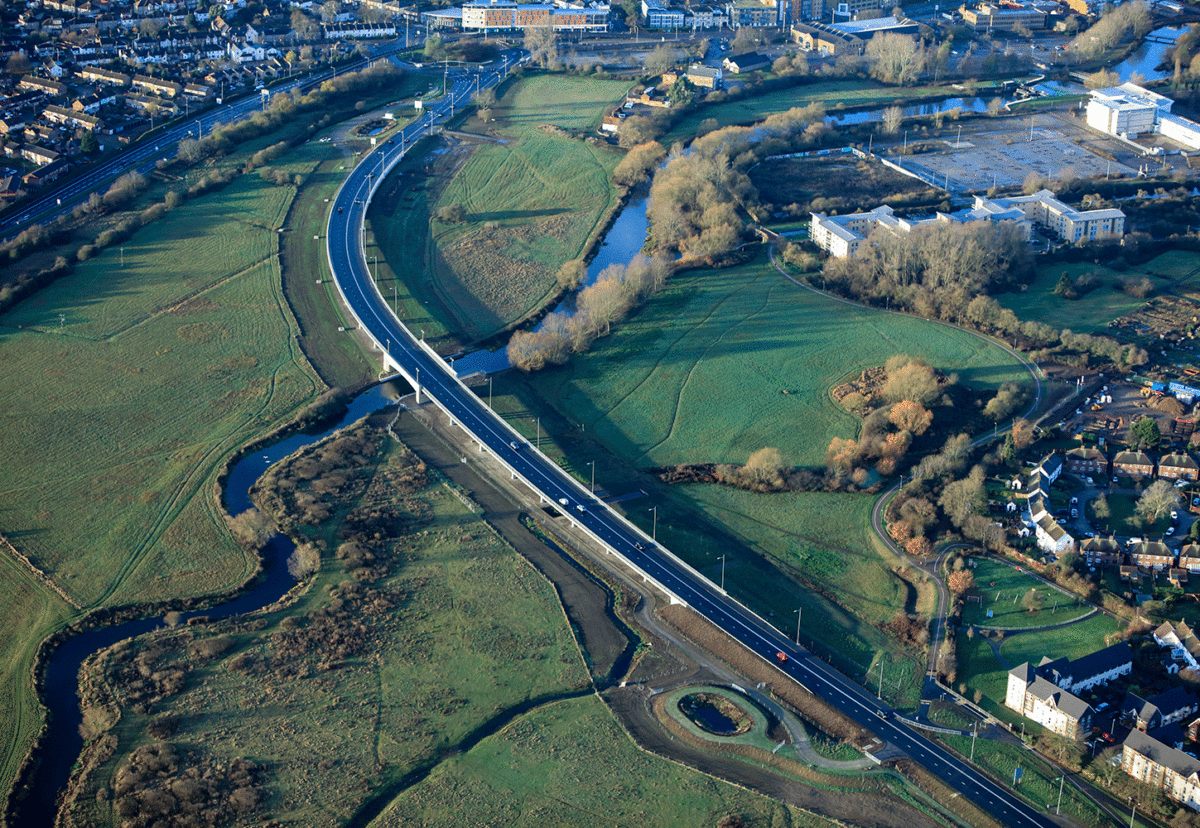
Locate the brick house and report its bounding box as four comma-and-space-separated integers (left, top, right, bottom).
1066, 445, 1108, 477
1081, 536, 1123, 567
1131, 540, 1175, 571
1113, 450, 1155, 479
1160, 452, 1199, 482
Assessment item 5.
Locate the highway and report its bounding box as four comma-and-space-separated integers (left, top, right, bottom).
325, 64, 1065, 828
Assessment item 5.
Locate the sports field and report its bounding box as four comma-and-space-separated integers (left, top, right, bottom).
528, 253, 1033, 470
374, 75, 630, 342
960, 559, 1091, 629
662, 79, 947, 146
0, 148, 325, 799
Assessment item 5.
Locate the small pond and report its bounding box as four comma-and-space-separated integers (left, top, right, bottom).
678, 691, 753, 737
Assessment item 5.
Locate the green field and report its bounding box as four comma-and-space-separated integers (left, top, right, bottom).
372, 74, 630, 342
1140, 250, 1200, 282
61, 425, 821, 828
995, 262, 1152, 334
1088, 492, 1170, 537
528, 253, 1032, 470
372, 694, 826, 828
961, 559, 1091, 629
0, 143, 328, 801
662, 80, 950, 146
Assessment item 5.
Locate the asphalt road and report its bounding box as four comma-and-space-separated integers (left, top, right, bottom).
325, 67, 1065, 828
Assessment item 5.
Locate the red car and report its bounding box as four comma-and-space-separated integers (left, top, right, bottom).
776, 652, 788, 663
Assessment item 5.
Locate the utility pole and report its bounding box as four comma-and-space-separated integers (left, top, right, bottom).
718, 555, 726, 590
650, 505, 657, 541
794, 608, 802, 644
970, 721, 978, 761
536, 417, 540, 450
1056, 775, 1064, 815
877, 658, 885, 699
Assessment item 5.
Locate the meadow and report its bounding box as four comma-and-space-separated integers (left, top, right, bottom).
371, 694, 830, 828
0, 135, 329, 804
373, 74, 630, 342
961, 559, 1091, 630
662, 79, 949, 146
61, 426, 822, 828
995, 262, 1152, 334
527, 253, 1032, 470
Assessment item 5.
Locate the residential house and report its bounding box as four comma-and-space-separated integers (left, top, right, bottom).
1155, 621, 1200, 672
1065, 444, 1108, 477
722, 51, 770, 73
1005, 665, 1093, 738
1171, 568, 1190, 587
1113, 450, 1155, 479
1080, 536, 1123, 567
21, 144, 59, 166
22, 156, 69, 186
42, 104, 102, 131
1034, 451, 1064, 484
1181, 544, 1200, 574
1036, 642, 1134, 693
131, 74, 181, 97
1131, 540, 1175, 571
77, 66, 130, 86
1123, 689, 1199, 732
18, 75, 67, 97
1160, 452, 1199, 482
1121, 729, 1200, 811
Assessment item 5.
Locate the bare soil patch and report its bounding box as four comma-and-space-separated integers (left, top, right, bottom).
750, 156, 941, 217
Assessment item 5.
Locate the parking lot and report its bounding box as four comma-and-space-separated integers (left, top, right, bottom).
895, 111, 1142, 193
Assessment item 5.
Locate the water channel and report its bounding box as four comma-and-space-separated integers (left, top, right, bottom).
1111, 25, 1188, 83
25, 387, 399, 827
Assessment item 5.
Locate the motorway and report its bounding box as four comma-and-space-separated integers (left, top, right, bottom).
325, 64, 1066, 828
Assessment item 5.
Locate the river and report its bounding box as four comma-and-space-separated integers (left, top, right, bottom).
1111, 25, 1188, 82
24, 386, 399, 827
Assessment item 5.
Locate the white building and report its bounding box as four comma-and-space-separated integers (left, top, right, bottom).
1006, 666, 1093, 738
988, 190, 1125, 244
1158, 112, 1200, 151
1087, 82, 1172, 138
1122, 729, 1200, 812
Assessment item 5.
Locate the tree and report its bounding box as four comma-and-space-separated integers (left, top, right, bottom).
80, 130, 98, 154
320, 0, 341, 21
881, 105, 903, 135
865, 32, 923, 85
1136, 480, 1180, 524
882, 358, 940, 405
613, 141, 666, 186
523, 25, 558, 68
5, 51, 30, 75
556, 259, 586, 290
1021, 588, 1044, 613
741, 447, 786, 489
423, 34, 447, 62
948, 569, 975, 593
889, 400, 932, 435
1131, 417, 1161, 450
435, 202, 466, 223
1092, 493, 1111, 521
645, 44, 678, 76
617, 115, 656, 148
939, 467, 986, 528
669, 75, 697, 109
1001, 433, 1018, 466
291, 9, 321, 40
983, 381, 1029, 421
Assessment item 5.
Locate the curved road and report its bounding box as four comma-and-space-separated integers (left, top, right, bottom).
326, 78, 1065, 828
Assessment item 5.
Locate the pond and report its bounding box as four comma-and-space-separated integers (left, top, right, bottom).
678, 691, 753, 737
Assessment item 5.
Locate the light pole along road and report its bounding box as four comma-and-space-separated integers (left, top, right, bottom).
325, 66, 1065, 828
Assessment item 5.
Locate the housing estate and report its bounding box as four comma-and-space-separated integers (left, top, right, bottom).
1006, 643, 1133, 736
1113, 450, 1156, 478
461, 0, 609, 32
1121, 729, 1200, 811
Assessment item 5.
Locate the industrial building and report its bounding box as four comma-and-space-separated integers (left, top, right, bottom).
1085, 82, 1200, 150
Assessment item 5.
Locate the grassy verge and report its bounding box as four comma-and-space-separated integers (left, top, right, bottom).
370, 74, 630, 344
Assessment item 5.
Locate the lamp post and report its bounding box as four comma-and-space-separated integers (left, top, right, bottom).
970, 721, 978, 761
794, 608, 802, 644
587, 461, 595, 494
718, 555, 726, 590
1055, 775, 1064, 815
536, 417, 541, 451
650, 506, 657, 542
488, 376, 493, 409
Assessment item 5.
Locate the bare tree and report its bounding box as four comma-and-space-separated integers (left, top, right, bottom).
524, 25, 559, 68
1136, 480, 1180, 524
865, 33, 924, 85
881, 105, 904, 135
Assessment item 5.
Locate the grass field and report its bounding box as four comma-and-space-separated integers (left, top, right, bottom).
62, 426, 823, 828
995, 262, 1153, 334
0, 138, 329, 803
662, 80, 950, 146
1141, 250, 1200, 282
372, 694, 828, 828
372, 75, 630, 342
527, 253, 1033, 470
961, 559, 1091, 630
1089, 492, 1170, 537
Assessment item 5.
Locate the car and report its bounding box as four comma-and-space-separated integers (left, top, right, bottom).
1168, 527, 1176, 535
576, 504, 585, 513
1071, 509, 1078, 518
634, 542, 643, 550
388, 139, 395, 144
558, 497, 569, 506
775, 652, 788, 662
1172, 510, 1180, 520
509, 441, 519, 451
1070, 497, 1079, 505
1113, 476, 1120, 483
337, 207, 343, 213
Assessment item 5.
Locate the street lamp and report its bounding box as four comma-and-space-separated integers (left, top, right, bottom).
536, 417, 541, 451
587, 461, 595, 494
718, 555, 726, 590
1055, 775, 1064, 815
794, 608, 802, 644
649, 506, 657, 542
488, 376, 493, 409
